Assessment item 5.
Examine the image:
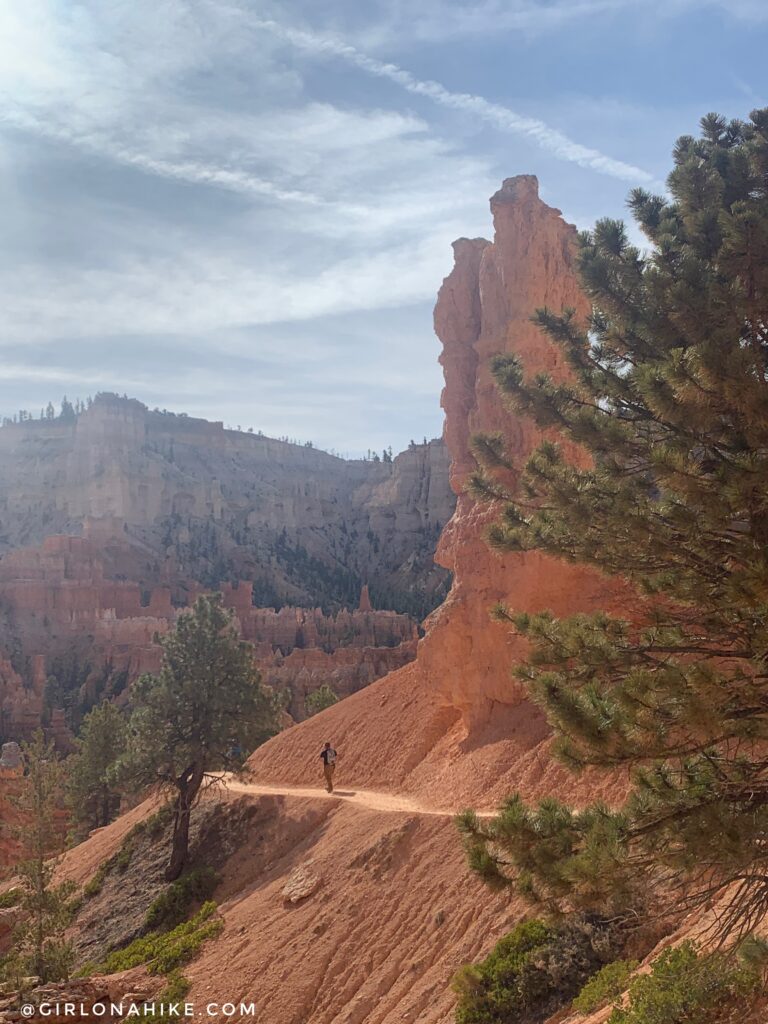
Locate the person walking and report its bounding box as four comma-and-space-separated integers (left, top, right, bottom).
320, 741, 338, 792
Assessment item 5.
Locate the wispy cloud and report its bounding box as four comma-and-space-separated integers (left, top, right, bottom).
0, 107, 378, 212
252, 18, 654, 184
0, 221, 472, 343
326, 0, 634, 48
301, 0, 768, 48
0, 107, 364, 210
0, 0, 756, 451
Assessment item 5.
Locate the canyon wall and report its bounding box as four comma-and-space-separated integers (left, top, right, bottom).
191, 177, 635, 1024
0, 401, 454, 616
0, 530, 417, 741
0, 410, 452, 744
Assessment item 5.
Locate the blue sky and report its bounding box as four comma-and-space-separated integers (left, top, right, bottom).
0, 1, 766, 455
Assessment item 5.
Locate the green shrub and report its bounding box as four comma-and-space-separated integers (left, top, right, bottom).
83, 867, 106, 898
144, 805, 173, 838
160, 971, 190, 1001
74, 960, 97, 979
67, 894, 84, 918
114, 843, 134, 873
99, 902, 223, 976
0, 890, 20, 909
305, 685, 338, 717
140, 971, 190, 1022
144, 868, 220, 932
608, 942, 761, 1024
82, 806, 174, 899
573, 960, 638, 1014
453, 917, 620, 1024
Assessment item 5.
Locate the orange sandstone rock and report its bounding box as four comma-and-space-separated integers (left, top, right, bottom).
246, 177, 627, 811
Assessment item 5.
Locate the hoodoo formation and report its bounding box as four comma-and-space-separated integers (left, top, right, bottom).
247, 177, 626, 808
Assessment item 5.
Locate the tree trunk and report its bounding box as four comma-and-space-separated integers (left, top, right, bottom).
100, 783, 111, 828
165, 763, 204, 881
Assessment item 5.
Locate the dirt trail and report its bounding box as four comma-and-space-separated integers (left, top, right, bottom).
222, 775, 489, 817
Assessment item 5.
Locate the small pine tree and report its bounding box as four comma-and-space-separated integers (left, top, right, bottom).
116, 595, 280, 880
59, 396, 75, 422
3, 732, 75, 987
305, 684, 339, 717
67, 701, 127, 837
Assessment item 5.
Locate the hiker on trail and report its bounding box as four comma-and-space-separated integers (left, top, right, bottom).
320, 741, 337, 793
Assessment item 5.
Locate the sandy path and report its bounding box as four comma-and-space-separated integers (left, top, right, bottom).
222, 776, 487, 817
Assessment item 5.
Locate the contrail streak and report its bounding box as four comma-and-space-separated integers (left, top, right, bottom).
255, 19, 654, 185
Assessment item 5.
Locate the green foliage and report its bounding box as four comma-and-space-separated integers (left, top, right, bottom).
98, 902, 223, 976
368, 575, 450, 622
273, 530, 362, 612
453, 920, 552, 1024
159, 971, 190, 1001
453, 917, 621, 1024
304, 684, 339, 717
607, 943, 761, 1024
572, 959, 639, 1015
43, 652, 91, 731
82, 871, 106, 899
82, 806, 173, 899
1, 733, 76, 986
115, 843, 134, 873
465, 108, 768, 938
457, 796, 634, 915
116, 594, 280, 880
136, 971, 191, 1023
144, 868, 220, 931
67, 701, 127, 838
0, 889, 20, 909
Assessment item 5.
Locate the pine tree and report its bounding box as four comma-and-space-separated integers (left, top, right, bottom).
305, 684, 339, 717
116, 594, 280, 880
4, 732, 75, 987
67, 701, 127, 837
460, 109, 768, 940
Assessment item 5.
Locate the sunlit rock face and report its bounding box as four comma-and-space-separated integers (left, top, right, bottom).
426, 174, 619, 726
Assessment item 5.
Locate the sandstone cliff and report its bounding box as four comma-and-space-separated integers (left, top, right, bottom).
0, 402, 453, 617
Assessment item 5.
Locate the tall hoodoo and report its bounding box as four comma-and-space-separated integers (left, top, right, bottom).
424, 175, 618, 725
246, 175, 625, 807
